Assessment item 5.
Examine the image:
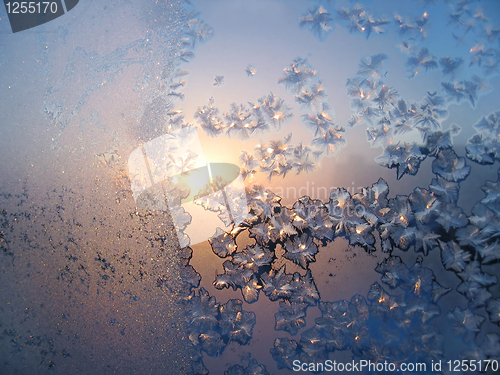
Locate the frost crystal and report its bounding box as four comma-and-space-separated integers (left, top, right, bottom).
299, 6, 334, 41
466, 111, 500, 164
447, 307, 485, 342
278, 58, 317, 94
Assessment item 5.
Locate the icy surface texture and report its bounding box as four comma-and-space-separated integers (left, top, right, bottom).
147, 0, 500, 373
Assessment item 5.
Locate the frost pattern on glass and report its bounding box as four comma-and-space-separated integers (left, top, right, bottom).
93, 0, 500, 373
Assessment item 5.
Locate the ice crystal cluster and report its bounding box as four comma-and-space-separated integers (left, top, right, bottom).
179, 147, 500, 372
237, 57, 348, 182
179, 145, 500, 363
194, 93, 293, 139
138, 0, 500, 373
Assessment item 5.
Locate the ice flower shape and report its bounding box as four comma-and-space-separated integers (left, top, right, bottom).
283, 233, 318, 269
209, 228, 237, 258
213, 75, 225, 86
423, 124, 461, 156
439, 240, 471, 272
193, 185, 231, 222
412, 92, 448, 138
461, 333, 500, 363
272, 206, 299, 241
285, 255, 448, 372
357, 53, 388, 79
270, 337, 299, 370
394, 12, 429, 38
184, 288, 224, 356
195, 97, 225, 137
476, 241, 500, 264
376, 143, 426, 180
409, 187, 440, 225
327, 188, 365, 238
447, 307, 485, 342
441, 78, 480, 108
468, 203, 500, 237
390, 99, 413, 134
213, 260, 258, 302
366, 121, 393, 148
298, 329, 328, 363
245, 134, 319, 181
336, 4, 367, 34
435, 203, 468, 233
302, 102, 337, 137
245, 64, 257, 77
256, 93, 293, 130
373, 85, 398, 110
466, 111, 500, 164
292, 145, 316, 175
292, 196, 333, 240
184, 18, 213, 47
239, 151, 259, 181
374, 256, 411, 289
480, 172, 500, 214
457, 261, 497, 305
379, 195, 417, 250
249, 205, 296, 245
225, 356, 269, 375
311, 126, 347, 155
245, 184, 282, 224
346, 76, 375, 103
278, 57, 318, 94
367, 282, 402, 319
185, 287, 219, 331
233, 243, 273, 273
212, 263, 243, 292
240, 276, 262, 304
295, 81, 327, 111
354, 178, 389, 213
439, 56, 464, 76
224, 103, 254, 139
289, 270, 320, 306
313, 299, 352, 350
429, 176, 460, 204
486, 299, 500, 325
406, 47, 438, 79
360, 14, 391, 39
218, 299, 256, 345
298, 5, 334, 42
275, 300, 308, 335
403, 258, 450, 301
336, 6, 389, 39
261, 266, 294, 301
